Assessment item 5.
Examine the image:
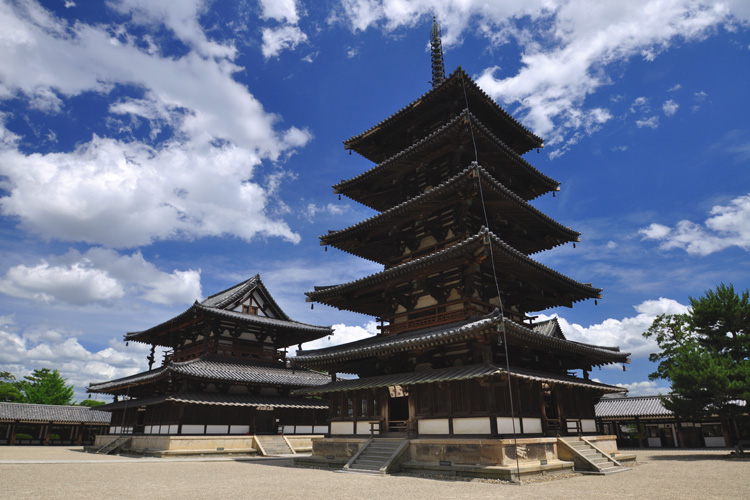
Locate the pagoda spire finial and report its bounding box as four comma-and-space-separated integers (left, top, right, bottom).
430, 16, 446, 88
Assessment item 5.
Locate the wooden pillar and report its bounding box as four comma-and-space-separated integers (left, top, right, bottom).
77, 424, 85, 445
635, 416, 645, 447
44, 422, 51, 445
9, 421, 17, 446
407, 390, 417, 438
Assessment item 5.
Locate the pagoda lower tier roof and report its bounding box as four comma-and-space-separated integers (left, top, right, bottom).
344, 67, 543, 163
292, 362, 625, 396
335, 109, 557, 209
322, 164, 579, 262
124, 301, 332, 348
97, 393, 328, 412
307, 228, 601, 315
87, 356, 332, 395
291, 310, 629, 370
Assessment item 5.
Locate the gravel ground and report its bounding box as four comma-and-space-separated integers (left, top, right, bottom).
1, 447, 748, 500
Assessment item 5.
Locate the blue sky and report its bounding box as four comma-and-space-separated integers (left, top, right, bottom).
0, 0, 749, 402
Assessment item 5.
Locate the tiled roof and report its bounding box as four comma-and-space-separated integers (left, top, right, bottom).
125, 301, 331, 346
532, 317, 566, 339
307, 228, 601, 312
335, 109, 556, 205
595, 396, 674, 418
88, 357, 331, 393
324, 163, 578, 260
200, 274, 263, 309
98, 393, 328, 411
292, 310, 629, 367
0, 402, 111, 424
344, 67, 543, 160
293, 313, 500, 365
293, 362, 625, 396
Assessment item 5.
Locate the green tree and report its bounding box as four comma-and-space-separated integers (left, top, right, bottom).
21, 368, 75, 406
78, 399, 105, 408
644, 284, 750, 442
0, 371, 24, 402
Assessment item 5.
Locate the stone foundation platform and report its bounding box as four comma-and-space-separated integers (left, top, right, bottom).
296, 435, 623, 479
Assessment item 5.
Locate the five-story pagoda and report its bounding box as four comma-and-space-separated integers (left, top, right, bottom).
292, 20, 629, 475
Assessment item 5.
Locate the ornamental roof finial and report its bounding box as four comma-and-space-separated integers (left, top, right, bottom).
430, 16, 446, 88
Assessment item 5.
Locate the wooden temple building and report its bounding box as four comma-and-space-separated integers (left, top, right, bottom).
87, 275, 332, 453
292, 20, 632, 477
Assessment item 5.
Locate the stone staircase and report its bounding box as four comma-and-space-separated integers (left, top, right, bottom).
342, 438, 409, 475
558, 437, 630, 475
254, 435, 294, 456
95, 435, 131, 455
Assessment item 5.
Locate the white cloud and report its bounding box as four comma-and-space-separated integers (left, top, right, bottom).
636, 116, 659, 128
639, 194, 750, 255
662, 99, 679, 117
639, 223, 671, 240
0, 2, 310, 248
613, 380, 671, 396
294, 321, 378, 356
0, 261, 123, 305
0, 248, 201, 306
630, 96, 649, 113
329, 1, 739, 152
667, 83, 682, 92
259, 0, 300, 24
544, 297, 689, 359
0, 320, 155, 402
261, 25, 308, 58
304, 202, 349, 221
108, 0, 236, 59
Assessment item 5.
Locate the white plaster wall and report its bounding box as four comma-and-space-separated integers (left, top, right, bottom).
206, 425, 229, 434
581, 419, 597, 433
313, 425, 327, 434
418, 419, 450, 434
356, 421, 377, 435
497, 417, 521, 434
230, 425, 250, 435
453, 417, 491, 434
704, 436, 726, 447
182, 424, 204, 434
145, 425, 153, 434
169, 425, 179, 434
522, 418, 543, 434
291, 425, 312, 434
160, 426, 170, 434
330, 421, 354, 435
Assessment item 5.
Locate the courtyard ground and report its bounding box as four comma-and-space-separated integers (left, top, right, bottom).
1, 446, 748, 500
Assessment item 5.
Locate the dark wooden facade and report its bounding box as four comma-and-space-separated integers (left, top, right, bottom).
88, 275, 332, 436
293, 49, 629, 439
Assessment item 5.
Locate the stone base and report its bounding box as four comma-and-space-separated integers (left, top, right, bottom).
301, 435, 623, 479
400, 459, 575, 481
91, 434, 321, 457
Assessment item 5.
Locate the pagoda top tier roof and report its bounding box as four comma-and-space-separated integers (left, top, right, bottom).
322, 163, 579, 262
292, 309, 629, 371
124, 275, 332, 348
335, 109, 558, 207
344, 67, 544, 163
308, 228, 601, 315
87, 355, 332, 395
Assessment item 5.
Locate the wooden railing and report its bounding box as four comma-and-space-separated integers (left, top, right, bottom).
380, 299, 496, 336
388, 420, 408, 433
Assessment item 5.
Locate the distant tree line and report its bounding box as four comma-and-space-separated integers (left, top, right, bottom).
0, 368, 103, 407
